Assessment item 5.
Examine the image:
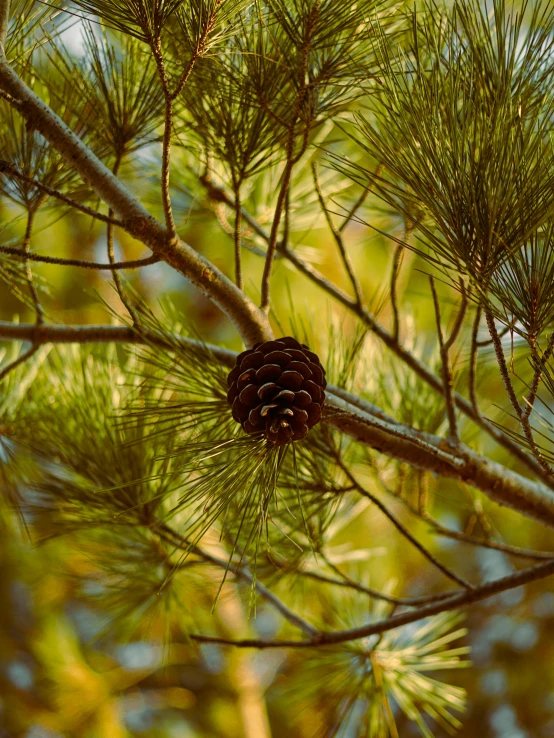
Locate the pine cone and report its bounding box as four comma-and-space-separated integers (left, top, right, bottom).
227, 337, 326, 446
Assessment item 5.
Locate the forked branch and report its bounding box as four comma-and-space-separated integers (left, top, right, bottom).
0, 50, 272, 346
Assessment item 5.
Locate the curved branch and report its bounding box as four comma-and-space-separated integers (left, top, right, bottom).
0, 243, 160, 270
0, 53, 272, 347
0, 161, 125, 226
184, 557, 554, 649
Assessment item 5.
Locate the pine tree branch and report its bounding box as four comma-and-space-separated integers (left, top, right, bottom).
22, 204, 45, 325
486, 309, 523, 417
312, 161, 364, 306
0, 53, 272, 346
299, 568, 458, 606
430, 276, 458, 442
338, 182, 372, 233
389, 474, 554, 561
390, 242, 403, 342
159, 528, 319, 637
0, 245, 160, 270
260, 156, 294, 312
3, 321, 554, 526
200, 176, 550, 484
334, 456, 474, 589
0, 321, 237, 363
421, 513, 554, 561
150, 37, 178, 238
444, 280, 468, 351
185, 557, 554, 649
0, 161, 125, 226
0, 0, 9, 46
469, 305, 482, 416
523, 332, 554, 421
486, 309, 554, 478
326, 393, 554, 527
233, 185, 243, 290
0, 342, 39, 382
259, 5, 317, 313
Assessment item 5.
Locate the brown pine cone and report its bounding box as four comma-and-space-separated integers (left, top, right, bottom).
226, 337, 326, 446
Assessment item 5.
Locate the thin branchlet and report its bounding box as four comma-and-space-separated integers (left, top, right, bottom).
523, 332, 554, 421
334, 454, 474, 589
430, 276, 462, 443
150, 37, 178, 238
0, 161, 125, 226
0, 0, 9, 46
390, 242, 403, 342
469, 305, 482, 416
233, 182, 243, 290
299, 567, 458, 606
312, 161, 364, 306
186, 558, 554, 648
421, 512, 554, 562
107, 154, 141, 326
486, 309, 554, 477
0, 244, 159, 270
22, 204, 45, 325
260, 2, 319, 312
0, 341, 38, 382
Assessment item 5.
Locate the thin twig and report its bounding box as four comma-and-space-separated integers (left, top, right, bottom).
469, 305, 482, 416
184, 558, 554, 648
444, 280, 468, 351
107, 155, 140, 326
422, 513, 554, 561
171, 54, 198, 103
233, 184, 243, 290
0, 244, 160, 270
486, 310, 554, 477
335, 455, 474, 589
523, 332, 554, 421
0, 0, 10, 45
198, 551, 318, 637
486, 309, 522, 416
339, 186, 370, 233
390, 243, 403, 342
151, 18, 209, 233
430, 277, 458, 443
0, 342, 38, 382
158, 524, 318, 637
210, 201, 269, 258
151, 38, 177, 238
476, 323, 511, 347
299, 568, 457, 606
22, 205, 45, 325
260, 4, 318, 312
0, 161, 124, 226
312, 161, 364, 306
260, 157, 294, 311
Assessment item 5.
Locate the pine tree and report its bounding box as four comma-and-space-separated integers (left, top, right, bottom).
1, 1, 554, 736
